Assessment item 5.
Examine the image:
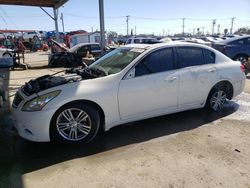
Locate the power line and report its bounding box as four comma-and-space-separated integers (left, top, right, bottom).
131, 16, 180, 21
0, 6, 18, 29
0, 11, 10, 28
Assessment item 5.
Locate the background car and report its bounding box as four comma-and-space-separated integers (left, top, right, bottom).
126, 37, 161, 44
212, 35, 250, 63
0, 47, 14, 57
22, 31, 41, 41
0, 32, 5, 39
12, 42, 245, 144
49, 41, 102, 67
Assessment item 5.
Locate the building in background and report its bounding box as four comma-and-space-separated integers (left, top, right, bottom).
70, 32, 101, 48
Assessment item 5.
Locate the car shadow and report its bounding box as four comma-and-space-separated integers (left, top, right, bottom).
0, 99, 239, 187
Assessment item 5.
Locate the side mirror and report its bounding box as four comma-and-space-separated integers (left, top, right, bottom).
124, 68, 135, 79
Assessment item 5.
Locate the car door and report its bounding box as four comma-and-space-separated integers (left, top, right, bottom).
118, 47, 179, 120
176, 46, 218, 109
77, 45, 90, 57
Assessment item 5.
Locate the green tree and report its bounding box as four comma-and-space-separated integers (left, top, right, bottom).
234, 27, 250, 35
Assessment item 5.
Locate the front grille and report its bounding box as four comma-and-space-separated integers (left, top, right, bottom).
12, 92, 23, 108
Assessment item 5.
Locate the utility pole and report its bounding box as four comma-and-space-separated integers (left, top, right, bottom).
53, 8, 59, 41
135, 26, 137, 36
230, 17, 235, 34
212, 19, 216, 35
217, 24, 220, 34
126, 15, 130, 36
201, 27, 205, 35
60, 13, 65, 32
162, 29, 165, 36
182, 18, 185, 36
99, 0, 106, 52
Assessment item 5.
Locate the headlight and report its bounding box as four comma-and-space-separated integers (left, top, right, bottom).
22, 90, 60, 111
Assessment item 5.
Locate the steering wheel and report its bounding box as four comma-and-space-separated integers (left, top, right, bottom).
96, 66, 109, 76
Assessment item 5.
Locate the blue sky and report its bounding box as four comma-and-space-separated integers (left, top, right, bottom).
0, 0, 250, 35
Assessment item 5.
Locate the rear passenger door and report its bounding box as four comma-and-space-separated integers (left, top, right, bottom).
176, 46, 218, 109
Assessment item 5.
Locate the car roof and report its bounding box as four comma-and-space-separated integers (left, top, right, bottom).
69, 43, 100, 52
217, 35, 250, 44
124, 41, 212, 50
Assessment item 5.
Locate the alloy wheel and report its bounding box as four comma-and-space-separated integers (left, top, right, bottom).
210, 90, 227, 111
56, 108, 92, 141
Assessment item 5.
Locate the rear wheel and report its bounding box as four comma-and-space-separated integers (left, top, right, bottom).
3, 53, 12, 58
206, 85, 228, 112
50, 102, 100, 144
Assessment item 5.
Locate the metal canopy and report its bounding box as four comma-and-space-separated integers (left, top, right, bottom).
0, 0, 68, 41
0, 0, 68, 9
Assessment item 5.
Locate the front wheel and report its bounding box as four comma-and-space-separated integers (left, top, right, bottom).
206, 87, 227, 112
50, 102, 100, 144
234, 55, 248, 64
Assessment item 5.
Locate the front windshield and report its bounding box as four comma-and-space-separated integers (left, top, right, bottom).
89, 47, 144, 75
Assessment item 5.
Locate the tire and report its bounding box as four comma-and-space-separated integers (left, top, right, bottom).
50, 102, 100, 144
0, 96, 3, 108
3, 53, 12, 58
205, 85, 227, 112
234, 54, 248, 64
2, 91, 8, 101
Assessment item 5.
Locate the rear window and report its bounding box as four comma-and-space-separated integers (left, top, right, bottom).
229, 38, 250, 45
177, 47, 204, 68
91, 44, 101, 51
203, 49, 215, 64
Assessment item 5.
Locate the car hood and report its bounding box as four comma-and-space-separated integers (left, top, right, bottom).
51, 39, 69, 52
21, 67, 110, 96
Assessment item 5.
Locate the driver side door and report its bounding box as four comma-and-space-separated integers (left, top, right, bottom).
118, 47, 179, 120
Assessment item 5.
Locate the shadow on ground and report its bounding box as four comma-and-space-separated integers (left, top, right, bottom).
0, 98, 239, 187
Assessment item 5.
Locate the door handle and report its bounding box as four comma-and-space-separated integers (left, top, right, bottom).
164, 77, 177, 82
207, 68, 216, 73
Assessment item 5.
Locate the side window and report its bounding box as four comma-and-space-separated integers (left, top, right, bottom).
126, 39, 132, 44
135, 48, 175, 77
245, 38, 250, 45
134, 39, 140, 43
91, 44, 101, 51
77, 45, 89, 57
177, 47, 204, 68
203, 49, 215, 64
231, 39, 244, 45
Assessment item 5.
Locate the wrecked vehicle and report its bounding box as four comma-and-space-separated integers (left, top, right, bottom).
12, 43, 245, 143
48, 39, 102, 67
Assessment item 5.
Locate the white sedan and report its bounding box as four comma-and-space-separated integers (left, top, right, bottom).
12, 42, 246, 143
